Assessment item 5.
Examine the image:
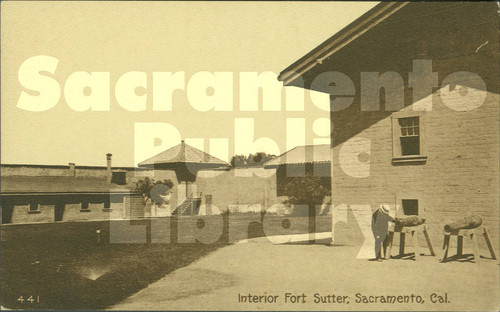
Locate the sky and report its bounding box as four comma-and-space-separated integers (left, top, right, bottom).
1, 1, 378, 167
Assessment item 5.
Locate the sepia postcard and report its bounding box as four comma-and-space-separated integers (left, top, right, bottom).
1, 1, 499, 311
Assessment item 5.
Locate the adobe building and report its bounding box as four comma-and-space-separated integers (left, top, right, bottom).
1, 144, 285, 223
278, 2, 499, 246
1, 155, 145, 224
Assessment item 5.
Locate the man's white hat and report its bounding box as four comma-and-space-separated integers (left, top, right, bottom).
379, 204, 390, 214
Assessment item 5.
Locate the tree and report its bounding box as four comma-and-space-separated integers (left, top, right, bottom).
134, 177, 174, 205
283, 176, 330, 207
230, 154, 247, 167
282, 175, 331, 241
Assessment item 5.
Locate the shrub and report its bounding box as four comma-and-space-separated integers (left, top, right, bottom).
134, 177, 174, 205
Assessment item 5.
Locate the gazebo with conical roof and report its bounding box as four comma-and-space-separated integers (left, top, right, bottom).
138, 140, 229, 212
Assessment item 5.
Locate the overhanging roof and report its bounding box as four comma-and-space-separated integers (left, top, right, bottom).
138, 141, 229, 168
278, 1, 409, 86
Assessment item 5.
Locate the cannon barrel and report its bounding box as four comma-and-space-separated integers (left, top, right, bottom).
444, 215, 482, 232
396, 216, 425, 227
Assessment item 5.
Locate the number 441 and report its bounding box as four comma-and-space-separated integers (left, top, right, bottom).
17, 295, 39, 303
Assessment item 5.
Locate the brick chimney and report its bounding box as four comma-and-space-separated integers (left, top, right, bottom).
68, 163, 76, 176
106, 153, 112, 183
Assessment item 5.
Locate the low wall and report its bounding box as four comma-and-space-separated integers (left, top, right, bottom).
196, 167, 282, 213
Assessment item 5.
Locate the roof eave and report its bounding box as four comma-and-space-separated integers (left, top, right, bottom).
138, 161, 229, 168
264, 161, 331, 169
278, 1, 409, 86
0, 191, 137, 196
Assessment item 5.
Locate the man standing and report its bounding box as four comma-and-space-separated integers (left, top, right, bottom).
371, 204, 396, 261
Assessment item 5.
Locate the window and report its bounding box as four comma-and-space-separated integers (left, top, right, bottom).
399, 117, 420, 156
392, 112, 427, 164
401, 199, 419, 216
80, 201, 90, 212
102, 200, 112, 212
29, 202, 40, 213
396, 193, 424, 218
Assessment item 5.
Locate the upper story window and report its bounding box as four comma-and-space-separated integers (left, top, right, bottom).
392, 112, 427, 164
399, 117, 420, 156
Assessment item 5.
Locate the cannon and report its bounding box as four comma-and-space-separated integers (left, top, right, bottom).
444, 215, 482, 233
395, 216, 426, 227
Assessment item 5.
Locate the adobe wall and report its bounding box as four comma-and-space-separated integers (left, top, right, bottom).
0, 164, 152, 179
2, 194, 143, 224
0, 164, 286, 218
62, 196, 129, 221
196, 167, 283, 213
330, 90, 499, 249
319, 2, 500, 251
140, 167, 284, 213
10, 204, 54, 223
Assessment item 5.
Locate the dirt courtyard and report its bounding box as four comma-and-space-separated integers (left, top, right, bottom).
112, 235, 500, 311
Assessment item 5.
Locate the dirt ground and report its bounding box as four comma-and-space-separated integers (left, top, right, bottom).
0, 215, 332, 309
112, 234, 500, 311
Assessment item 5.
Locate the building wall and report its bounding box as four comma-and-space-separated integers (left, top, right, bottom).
141, 167, 284, 214
0, 164, 286, 220
0, 164, 152, 179
196, 167, 282, 213
1, 163, 322, 219
62, 196, 130, 221
1, 165, 71, 177
0, 164, 155, 223
1, 194, 142, 224
314, 2, 500, 250
10, 204, 54, 223
330, 90, 499, 248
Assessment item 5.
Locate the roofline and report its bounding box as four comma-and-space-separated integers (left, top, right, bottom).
278, 1, 409, 86
0, 164, 147, 171
262, 144, 330, 167
231, 164, 268, 169
263, 145, 300, 167
138, 141, 230, 167
138, 162, 230, 168
264, 161, 331, 169
0, 191, 138, 196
